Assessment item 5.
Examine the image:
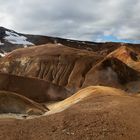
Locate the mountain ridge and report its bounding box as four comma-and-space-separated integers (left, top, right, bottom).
1, 26, 140, 56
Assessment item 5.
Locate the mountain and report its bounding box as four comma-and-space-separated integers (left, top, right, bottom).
0, 27, 34, 45
0, 27, 34, 55
0, 44, 102, 92
1, 26, 140, 57
1, 27, 140, 139
0, 42, 140, 94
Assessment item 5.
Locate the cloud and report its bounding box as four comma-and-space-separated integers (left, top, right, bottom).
0, 0, 140, 42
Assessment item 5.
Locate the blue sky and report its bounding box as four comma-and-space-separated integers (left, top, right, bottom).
98, 35, 140, 44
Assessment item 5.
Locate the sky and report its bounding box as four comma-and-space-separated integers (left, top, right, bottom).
0, 0, 140, 43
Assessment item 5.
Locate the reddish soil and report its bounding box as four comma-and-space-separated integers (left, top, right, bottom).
0, 87, 140, 140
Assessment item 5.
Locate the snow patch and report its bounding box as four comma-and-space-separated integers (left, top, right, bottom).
4, 31, 34, 45
57, 43, 62, 46
0, 51, 7, 57
24, 45, 28, 48
0, 53, 5, 57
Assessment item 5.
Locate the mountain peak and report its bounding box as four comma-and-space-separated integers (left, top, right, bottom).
0, 27, 6, 39
0, 27, 34, 47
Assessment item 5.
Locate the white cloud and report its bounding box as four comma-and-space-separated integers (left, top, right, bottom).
0, 0, 140, 42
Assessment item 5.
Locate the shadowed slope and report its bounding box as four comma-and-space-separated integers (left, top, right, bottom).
0, 73, 70, 103
83, 57, 140, 90
0, 90, 48, 115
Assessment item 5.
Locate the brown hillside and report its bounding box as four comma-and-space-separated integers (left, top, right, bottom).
83, 57, 140, 89
1, 86, 140, 139
0, 90, 48, 115
108, 46, 140, 71
0, 44, 103, 91
0, 73, 70, 103
0, 44, 140, 93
